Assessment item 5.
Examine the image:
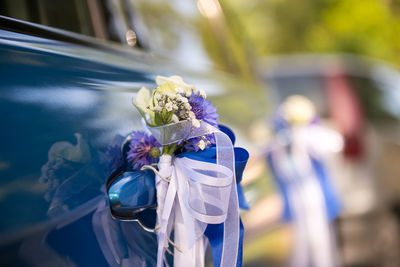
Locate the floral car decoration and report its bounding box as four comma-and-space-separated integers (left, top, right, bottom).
107, 76, 249, 267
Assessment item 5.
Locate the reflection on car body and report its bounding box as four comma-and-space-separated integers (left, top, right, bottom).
0, 0, 270, 264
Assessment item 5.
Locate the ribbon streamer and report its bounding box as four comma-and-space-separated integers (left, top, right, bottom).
148, 120, 240, 267
266, 125, 341, 267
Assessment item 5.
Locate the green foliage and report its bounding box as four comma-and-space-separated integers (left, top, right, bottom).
221, 0, 400, 65
194, 6, 255, 81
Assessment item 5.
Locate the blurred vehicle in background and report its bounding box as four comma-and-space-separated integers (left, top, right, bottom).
258, 54, 400, 267
0, 1, 268, 266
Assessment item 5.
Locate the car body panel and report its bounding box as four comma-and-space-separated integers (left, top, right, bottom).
0, 12, 270, 264
0, 26, 166, 266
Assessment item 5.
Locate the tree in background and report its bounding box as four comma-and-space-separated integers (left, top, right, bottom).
220, 0, 400, 66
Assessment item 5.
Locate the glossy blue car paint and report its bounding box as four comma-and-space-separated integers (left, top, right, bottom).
0, 13, 256, 265
0, 26, 171, 266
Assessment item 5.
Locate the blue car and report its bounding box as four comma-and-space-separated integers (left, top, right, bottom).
0, 16, 161, 267
0, 1, 267, 265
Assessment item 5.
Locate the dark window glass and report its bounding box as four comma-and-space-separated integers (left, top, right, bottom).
0, 0, 144, 48
0, 0, 95, 37
349, 76, 399, 122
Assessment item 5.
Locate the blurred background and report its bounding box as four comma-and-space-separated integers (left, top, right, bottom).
2, 0, 400, 266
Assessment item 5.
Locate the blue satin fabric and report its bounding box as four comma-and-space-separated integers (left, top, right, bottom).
204, 219, 244, 267
310, 156, 342, 221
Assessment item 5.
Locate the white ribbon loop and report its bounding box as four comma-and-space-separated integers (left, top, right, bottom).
175, 158, 232, 224
177, 158, 233, 187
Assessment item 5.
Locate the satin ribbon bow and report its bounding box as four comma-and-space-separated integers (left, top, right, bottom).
148, 120, 241, 267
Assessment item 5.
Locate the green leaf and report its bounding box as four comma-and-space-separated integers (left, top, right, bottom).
154, 112, 163, 125
165, 112, 173, 124
161, 108, 168, 123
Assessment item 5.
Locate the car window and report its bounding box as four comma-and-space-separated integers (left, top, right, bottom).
0, 0, 143, 48
0, 0, 94, 36
349, 75, 399, 123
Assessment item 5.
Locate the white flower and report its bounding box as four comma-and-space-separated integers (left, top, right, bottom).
156, 75, 193, 89
171, 114, 179, 123
155, 75, 195, 96
166, 92, 176, 100
184, 103, 192, 110
179, 110, 187, 118
197, 140, 206, 150
199, 89, 206, 99
154, 106, 162, 112
192, 119, 201, 128
135, 87, 154, 122
188, 111, 196, 119
180, 96, 188, 103
165, 102, 173, 112
135, 87, 151, 111
154, 93, 162, 101
185, 90, 192, 97
173, 104, 178, 110
175, 87, 184, 94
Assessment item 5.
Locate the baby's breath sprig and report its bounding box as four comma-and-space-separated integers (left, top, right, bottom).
153, 91, 192, 125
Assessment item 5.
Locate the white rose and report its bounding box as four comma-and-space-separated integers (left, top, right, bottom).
155, 75, 195, 96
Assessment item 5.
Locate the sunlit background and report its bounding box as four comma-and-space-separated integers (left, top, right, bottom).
2, 0, 400, 266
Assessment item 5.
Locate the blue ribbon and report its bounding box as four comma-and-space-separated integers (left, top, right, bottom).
204, 218, 244, 267
266, 151, 342, 222
309, 156, 342, 221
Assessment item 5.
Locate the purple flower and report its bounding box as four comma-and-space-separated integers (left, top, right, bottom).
181, 92, 218, 152
126, 131, 161, 170
188, 92, 219, 127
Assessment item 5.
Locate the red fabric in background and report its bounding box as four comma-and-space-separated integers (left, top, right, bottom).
325, 70, 365, 160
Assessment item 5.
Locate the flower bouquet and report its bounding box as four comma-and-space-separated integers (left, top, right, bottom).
108, 76, 249, 267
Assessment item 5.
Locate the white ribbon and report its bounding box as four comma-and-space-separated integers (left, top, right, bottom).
148, 121, 240, 267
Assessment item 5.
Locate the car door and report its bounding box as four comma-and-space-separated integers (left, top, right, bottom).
0, 15, 176, 265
